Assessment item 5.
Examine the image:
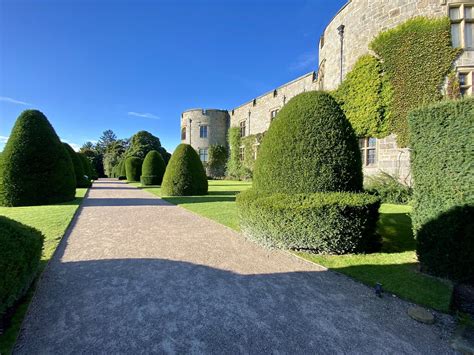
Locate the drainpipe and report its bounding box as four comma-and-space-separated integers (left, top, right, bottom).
188, 118, 192, 145
337, 24, 345, 84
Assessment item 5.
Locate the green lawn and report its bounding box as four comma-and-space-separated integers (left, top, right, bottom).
137, 180, 452, 312
0, 188, 87, 354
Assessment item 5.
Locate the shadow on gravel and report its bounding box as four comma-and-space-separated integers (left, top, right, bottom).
84, 198, 171, 207
14, 258, 451, 354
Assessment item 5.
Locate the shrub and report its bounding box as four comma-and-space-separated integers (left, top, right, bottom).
253, 91, 363, 194
125, 157, 142, 182
409, 98, 474, 282
140, 150, 165, 185
364, 172, 412, 204
370, 17, 460, 147
333, 54, 391, 138
63, 143, 91, 188
0, 216, 43, 320
77, 153, 94, 181
237, 189, 380, 254
0, 110, 76, 206
161, 144, 208, 196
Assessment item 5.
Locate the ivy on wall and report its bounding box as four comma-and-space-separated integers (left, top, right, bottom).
333, 54, 391, 138
226, 127, 265, 180
226, 127, 243, 179
241, 132, 265, 174
370, 17, 460, 147
208, 144, 228, 178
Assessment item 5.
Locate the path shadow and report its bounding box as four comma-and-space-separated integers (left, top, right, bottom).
84, 198, 170, 207
378, 211, 414, 253
163, 195, 236, 204
14, 258, 448, 354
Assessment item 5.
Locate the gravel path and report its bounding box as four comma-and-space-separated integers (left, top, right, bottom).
14, 179, 456, 354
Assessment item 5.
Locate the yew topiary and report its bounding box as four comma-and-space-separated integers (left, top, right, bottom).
63, 143, 91, 188
125, 157, 142, 182
161, 144, 208, 196
78, 153, 94, 181
0, 110, 76, 206
253, 91, 363, 194
140, 150, 165, 186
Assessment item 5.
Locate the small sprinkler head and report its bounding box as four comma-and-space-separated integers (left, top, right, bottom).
375, 282, 383, 298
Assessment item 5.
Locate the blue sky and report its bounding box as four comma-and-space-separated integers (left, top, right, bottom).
0, 0, 346, 152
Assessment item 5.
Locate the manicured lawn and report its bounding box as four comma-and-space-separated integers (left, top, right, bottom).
137, 180, 452, 312
0, 188, 87, 354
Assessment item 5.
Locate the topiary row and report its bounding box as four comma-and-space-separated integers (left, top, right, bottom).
63, 143, 91, 188
237, 190, 380, 253
409, 98, 474, 283
0, 216, 44, 321
141, 150, 165, 185
125, 157, 142, 182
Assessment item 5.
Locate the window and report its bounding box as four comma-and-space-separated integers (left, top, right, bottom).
359, 138, 377, 166
239, 147, 245, 162
199, 148, 208, 163
450, 4, 474, 48
239, 120, 246, 137
270, 109, 279, 121
199, 125, 208, 138
458, 69, 474, 96
181, 127, 186, 140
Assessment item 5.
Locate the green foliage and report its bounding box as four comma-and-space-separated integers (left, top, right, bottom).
253, 91, 363, 194
126, 130, 169, 163
0, 110, 76, 206
77, 153, 94, 181
445, 71, 461, 100
208, 144, 228, 178
63, 143, 91, 188
225, 127, 244, 179
333, 55, 391, 137
161, 144, 208, 196
103, 139, 127, 177
237, 189, 380, 254
125, 157, 142, 182
370, 17, 460, 147
140, 150, 165, 185
409, 98, 474, 282
0, 216, 43, 320
365, 172, 412, 204
80, 147, 103, 178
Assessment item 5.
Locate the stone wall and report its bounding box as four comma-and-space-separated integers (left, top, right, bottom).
180, 109, 229, 152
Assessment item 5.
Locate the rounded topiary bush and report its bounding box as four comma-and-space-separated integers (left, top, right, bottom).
161, 144, 208, 196
237, 189, 381, 254
63, 143, 91, 188
253, 91, 363, 194
0, 110, 76, 206
140, 150, 165, 186
0, 216, 44, 319
125, 157, 143, 182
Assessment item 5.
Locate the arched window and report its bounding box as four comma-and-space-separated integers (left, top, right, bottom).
181, 127, 186, 140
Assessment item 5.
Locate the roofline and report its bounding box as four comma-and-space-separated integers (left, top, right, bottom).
182, 108, 228, 114
229, 71, 316, 111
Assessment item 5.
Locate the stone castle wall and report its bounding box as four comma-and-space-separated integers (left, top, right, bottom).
181, 109, 229, 152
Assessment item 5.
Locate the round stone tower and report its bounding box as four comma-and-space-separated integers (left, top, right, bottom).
180, 109, 229, 161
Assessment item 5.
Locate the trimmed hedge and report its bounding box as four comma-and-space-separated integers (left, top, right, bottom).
78, 153, 94, 181
0, 216, 44, 320
237, 189, 380, 254
409, 98, 474, 282
125, 157, 142, 182
161, 144, 208, 196
0, 110, 76, 206
140, 150, 165, 185
364, 172, 412, 204
333, 54, 391, 138
63, 143, 91, 188
253, 91, 363, 194
370, 17, 460, 147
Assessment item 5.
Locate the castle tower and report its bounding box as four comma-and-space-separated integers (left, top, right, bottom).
180, 109, 230, 164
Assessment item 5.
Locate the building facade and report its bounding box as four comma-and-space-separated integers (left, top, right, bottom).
181, 0, 474, 181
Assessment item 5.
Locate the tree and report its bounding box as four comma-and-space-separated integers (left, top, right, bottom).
63, 143, 91, 187
103, 139, 127, 177
126, 130, 169, 162
97, 129, 117, 153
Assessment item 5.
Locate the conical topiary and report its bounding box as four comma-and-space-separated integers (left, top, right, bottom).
253, 91, 363, 194
125, 157, 142, 182
161, 144, 208, 196
78, 153, 94, 181
0, 110, 76, 206
63, 143, 91, 188
140, 150, 166, 186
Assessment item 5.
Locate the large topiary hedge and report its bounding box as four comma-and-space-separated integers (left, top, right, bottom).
237, 189, 380, 254
78, 153, 94, 181
125, 157, 142, 182
161, 144, 208, 196
0, 110, 76, 206
333, 54, 391, 138
0, 216, 43, 320
370, 17, 460, 147
409, 98, 474, 283
140, 150, 165, 185
253, 91, 363, 194
63, 143, 91, 188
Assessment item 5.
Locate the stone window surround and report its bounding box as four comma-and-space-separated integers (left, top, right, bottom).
270, 107, 280, 121
458, 66, 474, 95
449, 2, 474, 49
199, 148, 208, 163
199, 124, 208, 139
359, 137, 377, 167
239, 146, 245, 162
239, 120, 247, 137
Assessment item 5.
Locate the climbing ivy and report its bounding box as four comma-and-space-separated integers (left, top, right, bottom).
241, 132, 265, 174
370, 17, 460, 147
208, 144, 228, 178
226, 127, 243, 179
333, 55, 391, 138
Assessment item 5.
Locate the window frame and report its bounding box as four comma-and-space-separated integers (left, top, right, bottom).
199, 148, 208, 163
199, 125, 208, 139
458, 68, 474, 96
270, 108, 279, 121
359, 137, 377, 167
239, 120, 246, 138
239, 146, 245, 162
449, 3, 474, 49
